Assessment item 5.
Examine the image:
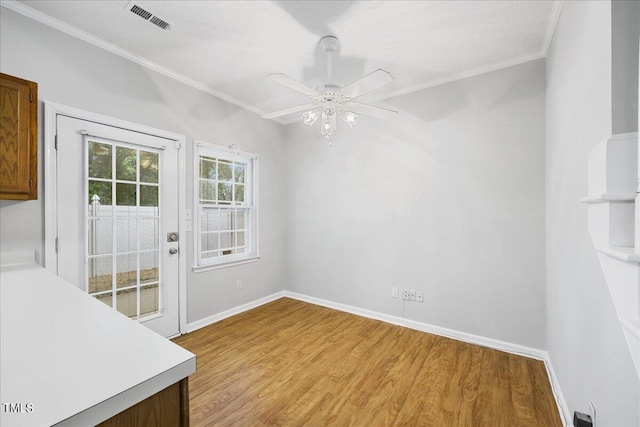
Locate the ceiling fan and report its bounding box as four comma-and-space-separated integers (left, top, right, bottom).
262, 36, 397, 143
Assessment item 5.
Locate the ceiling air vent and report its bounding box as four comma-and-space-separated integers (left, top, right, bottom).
149, 16, 171, 31
126, 3, 172, 31
130, 4, 152, 20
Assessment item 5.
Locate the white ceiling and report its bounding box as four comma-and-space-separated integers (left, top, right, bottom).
7, 0, 562, 123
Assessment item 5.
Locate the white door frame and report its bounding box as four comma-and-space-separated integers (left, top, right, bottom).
43, 101, 188, 335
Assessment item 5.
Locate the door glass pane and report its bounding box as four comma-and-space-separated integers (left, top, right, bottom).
88, 142, 112, 179
140, 151, 158, 183
117, 288, 137, 318
140, 251, 159, 285
88, 218, 112, 255
116, 183, 136, 207
140, 219, 159, 250
116, 253, 137, 289
140, 284, 159, 316
88, 256, 112, 294
94, 292, 113, 308
88, 181, 113, 208
86, 140, 163, 321
140, 185, 158, 207
116, 218, 137, 253
116, 147, 137, 181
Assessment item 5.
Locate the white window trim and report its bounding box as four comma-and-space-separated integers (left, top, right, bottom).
192, 140, 259, 272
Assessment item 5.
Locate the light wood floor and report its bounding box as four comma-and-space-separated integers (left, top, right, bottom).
173, 298, 562, 427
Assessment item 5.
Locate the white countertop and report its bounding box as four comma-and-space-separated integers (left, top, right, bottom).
1, 263, 196, 427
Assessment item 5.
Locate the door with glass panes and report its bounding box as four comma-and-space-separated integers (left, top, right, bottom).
55, 115, 180, 337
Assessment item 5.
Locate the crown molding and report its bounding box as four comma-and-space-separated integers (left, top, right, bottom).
543, 1, 564, 56
2, 0, 562, 126
0, 0, 268, 119
277, 51, 548, 125
381, 51, 547, 101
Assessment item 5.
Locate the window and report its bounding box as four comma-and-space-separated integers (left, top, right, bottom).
194, 142, 258, 270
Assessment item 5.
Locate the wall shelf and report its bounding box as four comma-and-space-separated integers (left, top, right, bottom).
585, 132, 640, 378
595, 245, 640, 263
580, 193, 636, 203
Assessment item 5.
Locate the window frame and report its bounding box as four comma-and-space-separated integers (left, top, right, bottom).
192, 140, 259, 272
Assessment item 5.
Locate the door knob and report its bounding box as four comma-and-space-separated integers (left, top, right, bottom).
169, 247, 178, 255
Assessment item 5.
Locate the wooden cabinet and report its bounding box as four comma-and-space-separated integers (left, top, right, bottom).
0, 73, 38, 200
98, 378, 190, 427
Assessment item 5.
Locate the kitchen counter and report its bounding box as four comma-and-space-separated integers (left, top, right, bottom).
0, 262, 195, 426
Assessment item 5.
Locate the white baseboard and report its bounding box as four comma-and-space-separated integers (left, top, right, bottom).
284, 291, 570, 426
541, 352, 572, 427
182, 290, 570, 426
184, 291, 284, 333
284, 291, 546, 357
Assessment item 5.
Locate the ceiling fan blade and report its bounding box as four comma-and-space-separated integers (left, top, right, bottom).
343, 102, 398, 119
262, 103, 318, 119
268, 73, 320, 97
339, 69, 393, 99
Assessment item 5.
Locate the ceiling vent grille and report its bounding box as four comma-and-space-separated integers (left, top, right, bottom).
127, 3, 172, 31
149, 16, 171, 30
130, 4, 152, 20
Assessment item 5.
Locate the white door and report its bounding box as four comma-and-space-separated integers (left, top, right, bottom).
55, 115, 180, 337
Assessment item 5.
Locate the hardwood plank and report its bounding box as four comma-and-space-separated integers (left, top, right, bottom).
509, 353, 538, 426
173, 298, 562, 427
528, 357, 564, 427
475, 348, 517, 426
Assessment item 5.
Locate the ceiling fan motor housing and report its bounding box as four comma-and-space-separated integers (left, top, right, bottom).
319, 35, 340, 53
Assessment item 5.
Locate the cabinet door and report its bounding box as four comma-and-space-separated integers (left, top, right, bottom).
0, 73, 38, 200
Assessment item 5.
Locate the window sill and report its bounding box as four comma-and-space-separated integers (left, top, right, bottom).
192, 256, 260, 273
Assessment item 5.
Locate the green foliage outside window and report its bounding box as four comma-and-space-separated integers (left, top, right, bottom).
87, 141, 158, 207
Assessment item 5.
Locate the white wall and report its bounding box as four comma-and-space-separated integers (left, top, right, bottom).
545, 1, 640, 425
285, 59, 546, 350
0, 8, 287, 325
4, 6, 638, 423
612, 0, 639, 134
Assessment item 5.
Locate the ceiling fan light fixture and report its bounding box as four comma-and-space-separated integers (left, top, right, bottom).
303, 110, 319, 126
340, 111, 358, 127
264, 35, 397, 142
321, 109, 336, 139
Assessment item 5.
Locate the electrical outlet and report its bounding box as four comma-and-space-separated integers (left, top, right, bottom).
416, 291, 423, 302
409, 290, 416, 301
391, 287, 398, 298
589, 402, 596, 427
236, 279, 242, 290
401, 289, 411, 300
